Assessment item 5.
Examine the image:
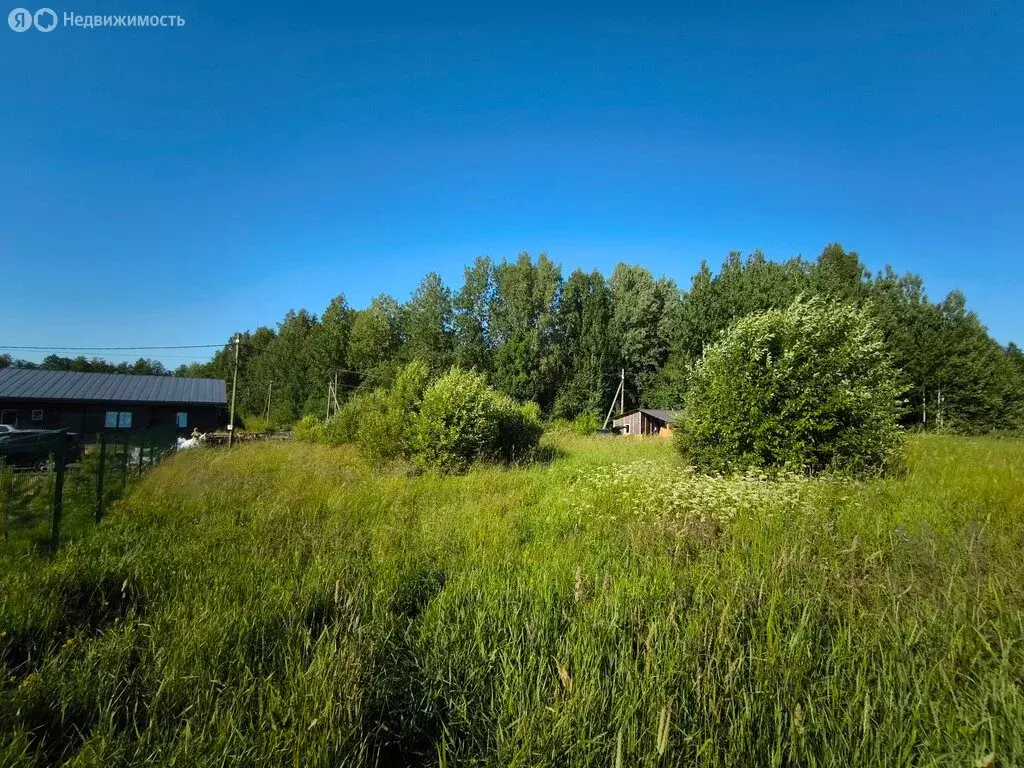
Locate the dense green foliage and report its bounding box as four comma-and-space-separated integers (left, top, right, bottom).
291, 414, 327, 444
7, 243, 1020, 434
355, 360, 431, 462
2, 435, 1022, 765
178, 245, 1021, 433
0, 354, 168, 376
296, 364, 542, 473
676, 297, 904, 475
323, 394, 366, 445
412, 369, 543, 472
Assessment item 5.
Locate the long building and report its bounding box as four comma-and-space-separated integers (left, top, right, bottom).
0, 367, 227, 438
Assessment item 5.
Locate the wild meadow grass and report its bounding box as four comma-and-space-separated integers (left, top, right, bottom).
1, 434, 1022, 766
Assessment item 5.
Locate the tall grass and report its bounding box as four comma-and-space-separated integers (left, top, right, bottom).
1, 434, 1022, 766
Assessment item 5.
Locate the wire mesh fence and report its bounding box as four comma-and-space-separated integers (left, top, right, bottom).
0, 426, 179, 554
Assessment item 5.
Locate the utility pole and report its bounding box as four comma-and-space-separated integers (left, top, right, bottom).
325, 371, 341, 420
228, 333, 240, 447
602, 371, 626, 430
326, 376, 338, 421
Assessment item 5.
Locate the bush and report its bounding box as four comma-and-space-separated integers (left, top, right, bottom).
492, 396, 544, 463
675, 296, 904, 476
293, 415, 326, 444
410, 369, 542, 473
544, 417, 572, 434
571, 412, 601, 436
357, 361, 430, 462
240, 414, 273, 434
355, 390, 400, 460
296, 362, 541, 472
323, 396, 363, 445
295, 400, 363, 446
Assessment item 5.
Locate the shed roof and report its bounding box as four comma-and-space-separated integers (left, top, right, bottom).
0, 368, 227, 406
612, 408, 682, 424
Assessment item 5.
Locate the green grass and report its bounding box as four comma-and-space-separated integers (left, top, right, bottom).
1, 434, 1023, 766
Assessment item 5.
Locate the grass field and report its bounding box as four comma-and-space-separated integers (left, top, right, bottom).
1, 434, 1023, 767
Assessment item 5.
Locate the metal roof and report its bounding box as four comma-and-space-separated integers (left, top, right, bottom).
612, 408, 682, 424
0, 367, 227, 406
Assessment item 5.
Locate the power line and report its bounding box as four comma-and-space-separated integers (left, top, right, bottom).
0, 343, 225, 352
6, 354, 219, 362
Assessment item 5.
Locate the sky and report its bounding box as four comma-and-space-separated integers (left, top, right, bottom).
2, 0, 1022, 368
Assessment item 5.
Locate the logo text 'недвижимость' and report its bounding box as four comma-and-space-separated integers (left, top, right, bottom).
8, 8, 185, 31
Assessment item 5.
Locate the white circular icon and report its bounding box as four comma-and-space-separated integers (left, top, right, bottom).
33, 7, 56, 31
8, 7, 33, 31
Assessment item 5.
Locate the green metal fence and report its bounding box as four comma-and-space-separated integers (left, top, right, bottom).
0, 426, 179, 554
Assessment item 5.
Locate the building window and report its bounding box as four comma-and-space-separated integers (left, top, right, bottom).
176, 412, 187, 428
31, 410, 43, 421
105, 411, 133, 429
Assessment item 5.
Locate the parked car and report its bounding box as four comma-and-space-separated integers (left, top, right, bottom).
0, 425, 84, 472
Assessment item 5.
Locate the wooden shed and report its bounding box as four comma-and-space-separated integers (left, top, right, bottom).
611, 408, 681, 438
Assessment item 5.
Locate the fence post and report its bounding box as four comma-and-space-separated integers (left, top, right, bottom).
95, 433, 107, 523
50, 445, 66, 551
121, 439, 129, 492
137, 433, 145, 475
1, 460, 9, 545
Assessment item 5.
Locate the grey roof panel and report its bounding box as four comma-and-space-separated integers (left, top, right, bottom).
157, 377, 175, 403
0, 368, 227, 406
639, 409, 682, 423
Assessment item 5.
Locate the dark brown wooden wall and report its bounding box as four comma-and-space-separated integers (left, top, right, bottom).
0, 401, 224, 439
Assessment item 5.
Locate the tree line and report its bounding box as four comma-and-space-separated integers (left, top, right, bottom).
6, 244, 1023, 433
0, 355, 169, 376
178, 243, 1024, 433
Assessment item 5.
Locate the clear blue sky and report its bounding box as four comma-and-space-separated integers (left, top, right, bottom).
3, 0, 1022, 367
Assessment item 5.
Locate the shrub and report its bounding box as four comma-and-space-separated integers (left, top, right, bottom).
410, 369, 542, 473
240, 414, 273, 434
357, 361, 430, 461
545, 417, 573, 434
355, 390, 400, 460
571, 412, 601, 436
493, 396, 544, 463
292, 415, 326, 444
297, 362, 541, 472
675, 296, 904, 476
323, 395, 365, 445
411, 369, 499, 473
